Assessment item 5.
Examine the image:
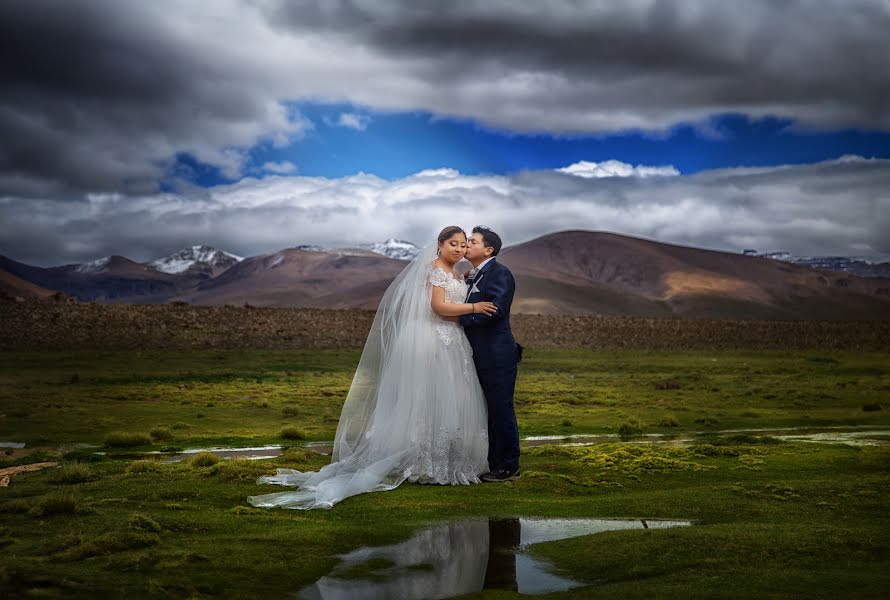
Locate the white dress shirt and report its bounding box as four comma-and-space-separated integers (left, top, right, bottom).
468, 256, 495, 278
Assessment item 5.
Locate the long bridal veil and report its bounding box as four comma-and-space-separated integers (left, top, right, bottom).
331, 242, 441, 464
247, 242, 461, 509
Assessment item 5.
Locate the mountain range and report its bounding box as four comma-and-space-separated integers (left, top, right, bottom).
742, 250, 890, 279
2, 231, 889, 319
148, 244, 243, 276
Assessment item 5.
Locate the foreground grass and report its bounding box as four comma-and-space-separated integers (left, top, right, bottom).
0, 440, 887, 598
1, 348, 889, 450
1, 348, 889, 597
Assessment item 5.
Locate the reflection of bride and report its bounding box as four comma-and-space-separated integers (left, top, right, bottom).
301, 520, 492, 599
247, 226, 497, 510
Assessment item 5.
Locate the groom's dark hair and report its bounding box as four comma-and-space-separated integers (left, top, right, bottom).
473, 226, 502, 256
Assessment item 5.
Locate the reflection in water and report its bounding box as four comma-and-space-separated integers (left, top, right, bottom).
300, 517, 691, 598
484, 518, 520, 592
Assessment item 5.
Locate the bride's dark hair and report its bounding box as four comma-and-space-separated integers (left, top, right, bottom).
437, 225, 466, 243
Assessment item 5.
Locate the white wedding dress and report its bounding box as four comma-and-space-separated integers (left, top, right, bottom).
247, 243, 489, 510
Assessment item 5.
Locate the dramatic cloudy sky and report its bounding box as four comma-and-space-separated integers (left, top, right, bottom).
1, 0, 889, 265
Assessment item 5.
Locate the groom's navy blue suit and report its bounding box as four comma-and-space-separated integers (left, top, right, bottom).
460, 258, 521, 473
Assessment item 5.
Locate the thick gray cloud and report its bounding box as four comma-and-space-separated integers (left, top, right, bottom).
264, 0, 890, 129
0, 0, 306, 197
2, 157, 888, 267
1, 1, 889, 197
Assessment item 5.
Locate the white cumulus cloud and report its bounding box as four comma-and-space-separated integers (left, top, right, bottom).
335, 113, 372, 131
558, 160, 680, 178
262, 161, 297, 174
2, 156, 888, 266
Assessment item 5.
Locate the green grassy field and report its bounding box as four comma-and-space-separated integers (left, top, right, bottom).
1, 348, 889, 598
3, 348, 889, 448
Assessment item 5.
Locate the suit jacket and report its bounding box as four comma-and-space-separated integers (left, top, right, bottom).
460, 258, 521, 369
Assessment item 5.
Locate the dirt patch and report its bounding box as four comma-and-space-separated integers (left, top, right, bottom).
0, 461, 59, 487
663, 271, 771, 303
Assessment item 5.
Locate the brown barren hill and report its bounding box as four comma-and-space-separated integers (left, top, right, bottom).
499, 230, 890, 319
0, 267, 57, 300
0, 254, 186, 303
176, 248, 408, 308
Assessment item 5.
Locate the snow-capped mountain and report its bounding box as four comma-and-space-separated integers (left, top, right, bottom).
75, 256, 112, 273
149, 245, 243, 275
364, 239, 421, 261
742, 249, 890, 278
293, 241, 417, 259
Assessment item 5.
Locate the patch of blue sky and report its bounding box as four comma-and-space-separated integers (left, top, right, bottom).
168, 101, 890, 187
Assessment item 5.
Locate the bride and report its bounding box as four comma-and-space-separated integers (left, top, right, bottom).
247, 226, 498, 509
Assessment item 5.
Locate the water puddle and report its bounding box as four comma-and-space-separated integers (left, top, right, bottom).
300, 517, 691, 598
161, 445, 286, 463
91, 446, 274, 462
155, 441, 332, 463
0, 442, 26, 448
92, 445, 287, 462
771, 430, 890, 447
86, 425, 890, 462
524, 425, 890, 448
523, 433, 685, 447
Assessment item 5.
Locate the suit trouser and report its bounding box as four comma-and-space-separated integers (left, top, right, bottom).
476, 362, 520, 472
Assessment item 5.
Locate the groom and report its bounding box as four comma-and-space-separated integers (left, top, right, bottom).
461, 226, 522, 482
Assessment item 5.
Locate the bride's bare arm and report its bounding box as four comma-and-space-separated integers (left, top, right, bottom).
431, 286, 497, 317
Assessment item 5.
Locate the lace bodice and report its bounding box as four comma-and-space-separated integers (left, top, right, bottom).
428, 265, 471, 361
428, 265, 467, 304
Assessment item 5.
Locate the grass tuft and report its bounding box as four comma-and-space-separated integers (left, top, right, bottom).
207, 458, 268, 482
47, 461, 94, 485
281, 405, 301, 418
125, 459, 168, 474
279, 426, 305, 440
104, 431, 152, 447
28, 490, 79, 516
659, 414, 680, 427
188, 451, 222, 467
149, 427, 174, 441
128, 513, 162, 532
617, 418, 645, 437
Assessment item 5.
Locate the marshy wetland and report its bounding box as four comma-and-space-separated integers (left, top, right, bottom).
2, 306, 889, 598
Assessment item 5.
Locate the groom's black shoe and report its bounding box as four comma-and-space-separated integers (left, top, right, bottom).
481, 468, 520, 483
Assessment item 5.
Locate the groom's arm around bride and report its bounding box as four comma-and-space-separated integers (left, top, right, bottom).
460, 263, 522, 363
